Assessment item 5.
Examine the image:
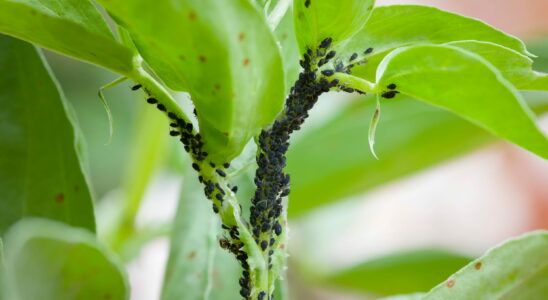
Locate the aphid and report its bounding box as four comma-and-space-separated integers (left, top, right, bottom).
260, 240, 268, 251
185, 123, 193, 131
358, 59, 368, 66
364, 47, 374, 54
146, 98, 158, 104
222, 224, 230, 230
304, 0, 311, 8
387, 83, 397, 90
202, 152, 208, 157
317, 58, 326, 67
192, 163, 200, 171
349, 53, 358, 61
331, 79, 340, 86
258, 291, 266, 300
335, 63, 344, 72
270, 238, 275, 246
273, 222, 282, 235
216, 169, 226, 177
219, 238, 230, 249
209, 162, 216, 168
381, 90, 399, 99
269, 264, 272, 270
131, 84, 142, 90
212, 204, 219, 213
198, 176, 203, 183
193, 108, 198, 116
169, 122, 178, 127
231, 186, 238, 193
157, 104, 166, 111
169, 130, 180, 136
223, 162, 230, 168
240, 288, 249, 297
320, 37, 333, 49
168, 112, 177, 119
239, 277, 248, 287
326, 50, 336, 60
215, 193, 223, 201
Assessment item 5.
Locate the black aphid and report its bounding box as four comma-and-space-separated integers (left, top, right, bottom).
260, 240, 268, 251
216, 169, 226, 177
168, 112, 177, 119
364, 47, 374, 54
231, 186, 238, 193
131, 84, 142, 90
223, 162, 230, 168
381, 90, 399, 99
273, 222, 282, 235
321, 69, 334, 76
215, 194, 223, 201
169, 130, 180, 136
326, 50, 336, 60
157, 104, 166, 111
304, 0, 311, 8
146, 98, 158, 104
192, 163, 200, 171
258, 291, 266, 300
387, 83, 397, 90
320, 37, 332, 49
212, 204, 219, 213
209, 162, 216, 168
349, 53, 358, 61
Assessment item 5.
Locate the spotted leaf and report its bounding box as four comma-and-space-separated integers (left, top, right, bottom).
97, 0, 285, 162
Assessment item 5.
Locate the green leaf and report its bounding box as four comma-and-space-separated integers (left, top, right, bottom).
98, 0, 285, 162
325, 249, 471, 296
445, 41, 548, 90
161, 168, 240, 300
275, 6, 300, 93
422, 231, 548, 299
0, 35, 95, 235
293, 0, 375, 52
376, 44, 548, 158
344, 5, 532, 82
287, 97, 489, 216
0, 0, 134, 74
287, 93, 548, 217
2, 218, 128, 300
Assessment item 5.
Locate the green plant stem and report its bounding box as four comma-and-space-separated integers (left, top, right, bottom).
331, 72, 378, 93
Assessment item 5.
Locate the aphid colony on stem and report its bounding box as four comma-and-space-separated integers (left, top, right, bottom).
130, 36, 398, 299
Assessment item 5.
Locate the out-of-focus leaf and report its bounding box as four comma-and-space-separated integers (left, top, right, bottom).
0, 35, 95, 235
161, 168, 240, 300
97, 0, 285, 162
0, 0, 134, 74
287, 92, 548, 217
275, 6, 300, 92
325, 249, 471, 296
293, 0, 375, 52
2, 218, 128, 300
376, 44, 548, 158
343, 5, 532, 82
446, 41, 548, 90
423, 231, 548, 300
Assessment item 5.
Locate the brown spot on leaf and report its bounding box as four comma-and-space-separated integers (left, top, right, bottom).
243, 58, 250, 66
188, 11, 197, 20
187, 251, 197, 260
55, 193, 65, 203
214, 83, 221, 90
74, 185, 80, 192
475, 262, 482, 270
279, 243, 285, 249
446, 279, 455, 288
238, 33, 245, 41
199, 56, 207, 63
103, 294, 111, 300
179, 55, 186, 61
281, 33, 288, 40
222, 132, 229, 136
